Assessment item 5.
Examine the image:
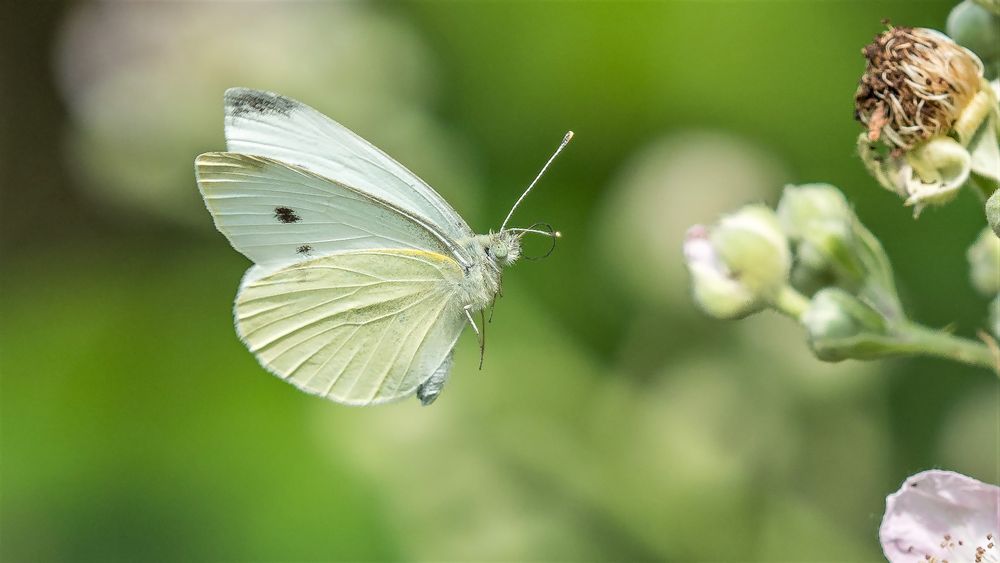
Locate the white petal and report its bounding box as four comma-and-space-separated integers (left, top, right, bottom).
880, 469, 1000, 563
903, 137, 972, 215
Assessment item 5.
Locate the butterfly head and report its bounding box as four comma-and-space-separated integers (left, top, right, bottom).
482, 231, 522, 267
491, 223, 561, 264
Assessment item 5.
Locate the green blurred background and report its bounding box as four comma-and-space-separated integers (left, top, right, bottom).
2, 1, 996, 561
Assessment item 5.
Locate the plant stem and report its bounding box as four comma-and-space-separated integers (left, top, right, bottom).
772, 286, 811, 321
893, 322, 998, 372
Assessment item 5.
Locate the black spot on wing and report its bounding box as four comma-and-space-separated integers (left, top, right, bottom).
226, 89, 298, 118
274, 207, 301, 223
296, 245, 312, 254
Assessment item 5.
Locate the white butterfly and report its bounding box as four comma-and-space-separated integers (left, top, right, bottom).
195, 88, 570, 406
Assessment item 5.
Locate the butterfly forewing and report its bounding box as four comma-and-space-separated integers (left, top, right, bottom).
196, 152, 465, 270
223, 88, 475, 247
236, 249, 466, 405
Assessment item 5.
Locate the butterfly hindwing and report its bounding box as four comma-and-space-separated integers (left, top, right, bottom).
196, 152, 466, 270
235, 249, 466, 406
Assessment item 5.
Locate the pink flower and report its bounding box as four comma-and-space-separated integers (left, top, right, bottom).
881, 470, 1000, 562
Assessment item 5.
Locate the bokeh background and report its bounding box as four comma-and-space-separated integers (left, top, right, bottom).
2, 1, 996, 561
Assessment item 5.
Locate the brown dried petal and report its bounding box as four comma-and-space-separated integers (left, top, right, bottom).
854, 27, 984, 150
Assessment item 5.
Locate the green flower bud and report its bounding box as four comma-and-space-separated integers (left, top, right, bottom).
948, 0, 1000, 79
683, 205, 791, 320
710, 205, 791, 294
776, 184, 901, 316
987, 188, 1000, 237
803, 288, 889, 362
684, 226, 762, 319
967, 227, 1000, 295
776, 183, 854, 239
778, 184, 858, 285
972, 0, 1000, 15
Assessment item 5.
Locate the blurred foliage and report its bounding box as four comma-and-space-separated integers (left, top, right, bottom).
2, 1, 995, 561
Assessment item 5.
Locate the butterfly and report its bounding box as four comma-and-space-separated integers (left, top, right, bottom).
195, 88, 570, 406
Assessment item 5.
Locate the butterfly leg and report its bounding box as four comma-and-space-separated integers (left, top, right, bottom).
488, 273, 501, 323
463, 304, 486, 369
478, 309, 486, 370
463, 304, 480, 336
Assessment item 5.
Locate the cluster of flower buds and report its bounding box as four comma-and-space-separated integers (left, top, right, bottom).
776, 184, 901, 314
683, 184, 908, 361
683, 20, 1000, 371
854, 25, 1000, 216
684, 183, 996, 368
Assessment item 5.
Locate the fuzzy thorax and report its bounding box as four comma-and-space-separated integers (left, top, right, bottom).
855, 26, 984, 151
454, 231, 523, 312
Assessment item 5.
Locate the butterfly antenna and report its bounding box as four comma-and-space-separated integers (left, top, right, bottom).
510, 222, 560, 260
500, 131, 574, 232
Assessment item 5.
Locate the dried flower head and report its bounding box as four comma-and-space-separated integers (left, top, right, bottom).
855, 26, 984, 151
